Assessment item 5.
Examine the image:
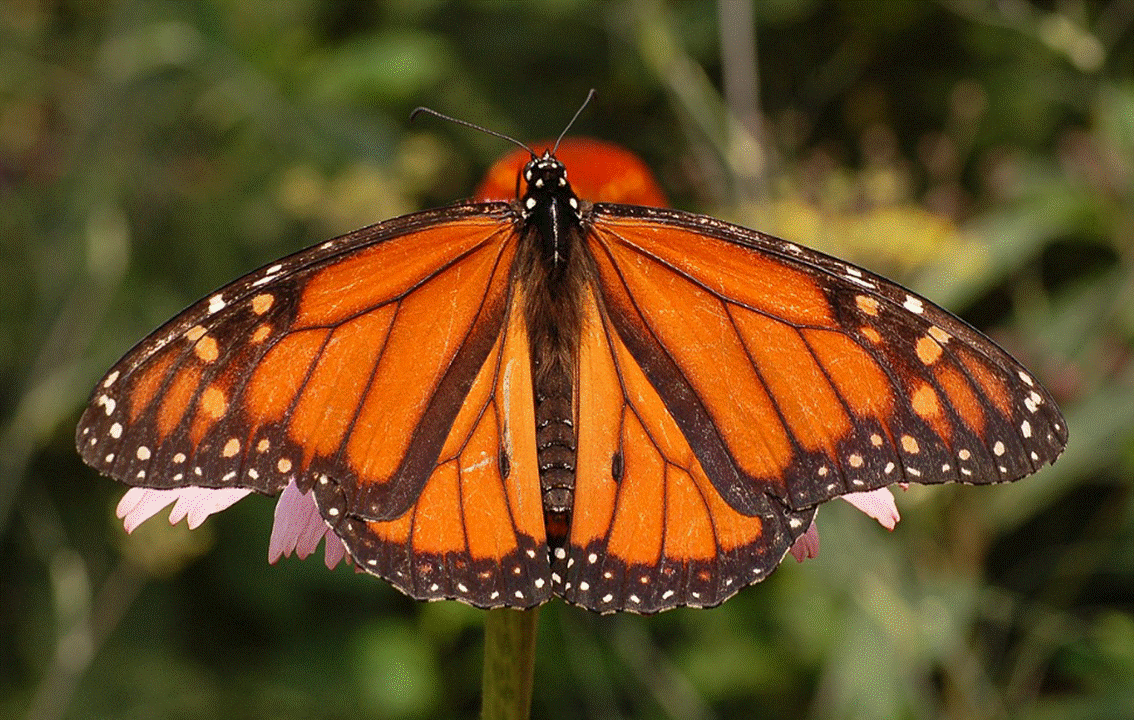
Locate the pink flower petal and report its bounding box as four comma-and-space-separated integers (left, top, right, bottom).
268, 480, 347, 569
323, 532, 347, 569
841, 487, 901, 530
117, 488, 178, 533
116, 486, 252, 532
171, 487, 253, 529
790, 521, 820, 562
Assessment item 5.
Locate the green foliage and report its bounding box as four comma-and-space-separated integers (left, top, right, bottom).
2, 1, 1130, 718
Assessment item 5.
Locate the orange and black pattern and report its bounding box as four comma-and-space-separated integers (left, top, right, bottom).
77, 142, 1066, 614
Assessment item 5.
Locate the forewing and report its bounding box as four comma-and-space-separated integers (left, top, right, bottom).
76, 203, 520, 521
584, 204, 1067, 516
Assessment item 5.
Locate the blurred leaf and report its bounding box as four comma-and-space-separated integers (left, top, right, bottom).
304, 30, 456, 103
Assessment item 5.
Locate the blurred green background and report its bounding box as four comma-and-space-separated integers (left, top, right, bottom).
2, 1, 1131, 718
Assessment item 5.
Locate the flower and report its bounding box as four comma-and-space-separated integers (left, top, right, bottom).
116, 481, 346, 568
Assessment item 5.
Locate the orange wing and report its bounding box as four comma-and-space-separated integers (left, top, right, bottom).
568, 205, 1065, 608
474, 144, 1054, 613
322, 286, 549, 606
76, 203, 550, 607
552, 286, 814, 612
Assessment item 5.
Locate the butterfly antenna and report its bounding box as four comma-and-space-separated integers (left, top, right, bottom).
409, 106, 535, 157
552, 88, 596, 155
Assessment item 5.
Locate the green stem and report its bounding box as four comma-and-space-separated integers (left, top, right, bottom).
481, 606, 540, 720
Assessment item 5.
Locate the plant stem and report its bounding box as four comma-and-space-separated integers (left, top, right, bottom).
481, 606, 540, 720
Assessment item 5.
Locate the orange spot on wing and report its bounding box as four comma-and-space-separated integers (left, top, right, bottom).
856, 295, 880, 316
252, 294, 274, 314
194, 336, 219, 363
705, 488, 764, 552
912, 382, 951, 442
916, 335, 943, 365
191, 384, 228, 445
363, 511, 412, 546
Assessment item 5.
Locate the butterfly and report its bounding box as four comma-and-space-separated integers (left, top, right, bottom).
76, 105, 1067, 614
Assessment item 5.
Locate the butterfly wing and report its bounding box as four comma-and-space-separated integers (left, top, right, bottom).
320, 285, 550, 607
557, 204, 1066, 613
76, 203, 549, 563
554, 285, 814, 613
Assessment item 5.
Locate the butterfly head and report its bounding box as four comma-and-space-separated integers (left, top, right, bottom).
520, 151, 581, 221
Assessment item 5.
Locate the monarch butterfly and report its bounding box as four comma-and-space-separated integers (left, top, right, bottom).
76, 103, 1066, 614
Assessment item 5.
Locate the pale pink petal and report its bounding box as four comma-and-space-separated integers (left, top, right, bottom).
116, 486, 252, 532
842, 487, 901, 530
790, 521, 821, 562
323, 532, 347, 569
117, 487, 179, 533
268, 481, 320, 561
169, 487, 253, 529
268, 480, 347, 569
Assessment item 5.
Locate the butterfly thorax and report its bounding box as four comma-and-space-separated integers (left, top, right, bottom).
515, 152, 591, 549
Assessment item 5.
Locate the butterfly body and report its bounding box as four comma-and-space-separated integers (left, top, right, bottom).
78, 144, 1066, 614
513, 153, 592, 549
